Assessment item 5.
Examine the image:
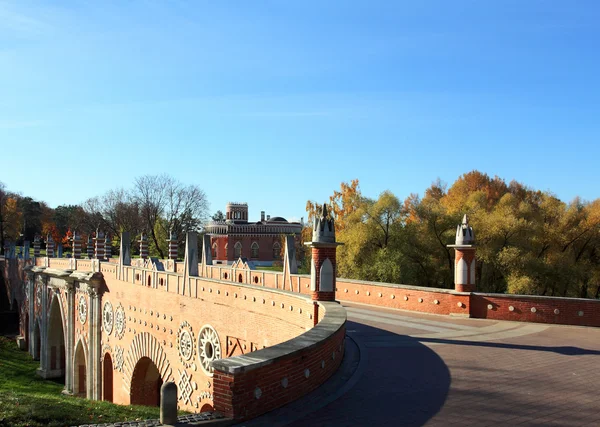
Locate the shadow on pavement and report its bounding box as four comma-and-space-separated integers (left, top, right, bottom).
283, 320, 451, 427
417, 338, 600, 356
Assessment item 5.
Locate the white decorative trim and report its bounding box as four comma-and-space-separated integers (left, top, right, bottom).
102, 301, 114, 335
197, 324, 221, 377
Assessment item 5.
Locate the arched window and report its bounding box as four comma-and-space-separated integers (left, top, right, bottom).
273, 242, 281, 260
234, 241, 242, 259
251, 242, 259, 259
212, 243, 217, 259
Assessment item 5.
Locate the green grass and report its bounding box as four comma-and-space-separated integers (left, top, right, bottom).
255, 265, 283, 272
0, 336, 160, 427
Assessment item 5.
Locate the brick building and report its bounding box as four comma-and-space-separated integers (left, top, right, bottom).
205, 202, 302, 266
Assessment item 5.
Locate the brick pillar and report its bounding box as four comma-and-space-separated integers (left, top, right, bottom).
167, 229, 177, 260
86, 236, 94, 259
46, 234, 55, 258
105, 234, 111, 260
94, 230, 105, 260
309, 246, 338, 302
33, 235, 41, 257
139, 233, 149, 259
448, 214, 476, 293
72, 231, 82, 259
305, 203, 343, 304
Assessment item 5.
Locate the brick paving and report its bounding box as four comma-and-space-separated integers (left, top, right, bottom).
284, 302, 600, 427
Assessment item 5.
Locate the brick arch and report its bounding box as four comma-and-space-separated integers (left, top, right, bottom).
47, 293, 67, 375
73, 337, 88, 397
47, 292, 67, 335
122, 332, 172, 394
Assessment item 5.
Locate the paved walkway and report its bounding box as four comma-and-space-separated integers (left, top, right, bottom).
245, 301, 600, 426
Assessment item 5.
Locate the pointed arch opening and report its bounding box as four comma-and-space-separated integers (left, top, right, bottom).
251, 241, 259, 259
33, 319, 41, 360
103, 352, 113, 402
130, 357, 163, 406
273, 242, 281, 260
24, 312, 30, 349
73, 340, 87, 397
234, 241, 242, 259
48, 295, 66, 377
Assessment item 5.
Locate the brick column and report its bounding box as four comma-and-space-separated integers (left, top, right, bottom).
72, 231, 82, 259
105, 234, 111, 260
33, 235, 41, 257
167, 229, 177, 260
94, 230, 105, 260
448, 214, 476, 293
46, 234, 55, 258
309, 245, 338, 302
86, 236, 94, 259
305, 203, 343, 306
139, 233, 149, 259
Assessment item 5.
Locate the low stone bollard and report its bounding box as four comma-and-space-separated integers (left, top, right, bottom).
160, 381, 178, 425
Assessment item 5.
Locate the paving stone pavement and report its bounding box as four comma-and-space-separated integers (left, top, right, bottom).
280, 302, 600, 427
74, 411, 227, 427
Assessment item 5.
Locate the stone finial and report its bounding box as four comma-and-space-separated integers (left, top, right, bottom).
455, 214, 475, 245
119, 232, 131, 266
312, 203, 336, 243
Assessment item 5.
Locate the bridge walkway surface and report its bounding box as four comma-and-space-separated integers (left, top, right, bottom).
241, 302, 600, 427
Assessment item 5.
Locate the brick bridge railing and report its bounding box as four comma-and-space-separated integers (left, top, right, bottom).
0, 255, 346, 422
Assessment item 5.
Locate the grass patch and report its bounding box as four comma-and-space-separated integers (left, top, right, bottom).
255, 265, 283, 272
0, 336, 160, 427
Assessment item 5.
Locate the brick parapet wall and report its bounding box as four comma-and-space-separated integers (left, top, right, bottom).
470, 293, 600, 327
335, 278, 470, 316
212, 301, 346, 420
10, 258, 600, 329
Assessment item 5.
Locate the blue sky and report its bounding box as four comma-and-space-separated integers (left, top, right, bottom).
1, 0, 599, 221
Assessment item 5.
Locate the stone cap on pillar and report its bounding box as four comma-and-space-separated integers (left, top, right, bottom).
305, 203, 343, 248
448, 214, 476, 248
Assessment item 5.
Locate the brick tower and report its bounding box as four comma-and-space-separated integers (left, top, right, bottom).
305, 204, 342, 302
448, 214, 476, 292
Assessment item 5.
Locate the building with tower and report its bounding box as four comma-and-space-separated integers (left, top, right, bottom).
204, 202, 303, 266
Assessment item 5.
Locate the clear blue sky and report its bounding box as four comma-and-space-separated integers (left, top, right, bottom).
1, 1, 599, 221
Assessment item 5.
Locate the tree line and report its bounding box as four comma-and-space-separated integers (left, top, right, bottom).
0, 175, 208, 259
306, 172, 600, 299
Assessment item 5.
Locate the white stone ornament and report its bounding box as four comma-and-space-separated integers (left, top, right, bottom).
114, 345, 124, 372
103, 301, 114, 335
78, 295, 87, 325
177, 321, 196, 368
178, 369, 194, 405
114, 303, 126, 339
198, 324, 222, 376
36, 285, 42, 307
